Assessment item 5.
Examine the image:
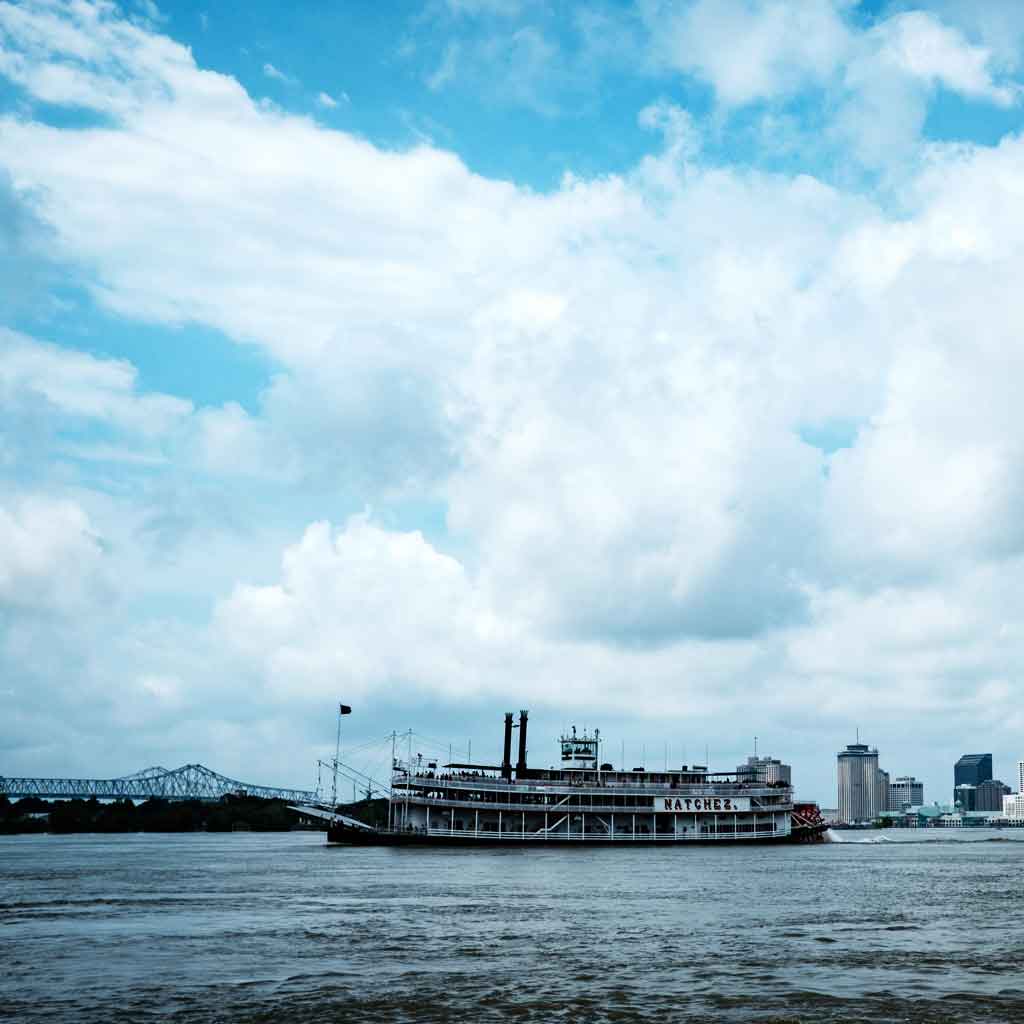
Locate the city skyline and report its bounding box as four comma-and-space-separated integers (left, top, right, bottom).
834, 736, 1023, 822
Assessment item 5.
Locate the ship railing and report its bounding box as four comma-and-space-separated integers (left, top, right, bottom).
392, 793, 791, 813
381, 825, 790, 841
394, 775, 786, 800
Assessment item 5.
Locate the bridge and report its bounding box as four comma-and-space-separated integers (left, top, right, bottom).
0, 764, 318, 804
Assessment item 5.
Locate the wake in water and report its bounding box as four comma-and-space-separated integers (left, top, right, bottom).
825, 828, 1022, 844
826, 830, 891, 844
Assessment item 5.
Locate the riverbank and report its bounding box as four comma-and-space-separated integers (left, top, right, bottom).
0, 794, 310, 834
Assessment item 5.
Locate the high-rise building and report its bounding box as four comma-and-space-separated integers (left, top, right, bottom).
877, 768, 891, 812
889, 776, 924, 808
1017, 759, 1024, 794
954, 753, 993, 802
838, 742, 880, 823
954, 784, 977, 811
736, 755, 791, 786
976, 779, 1011, 812
1005, 792, 1024, 821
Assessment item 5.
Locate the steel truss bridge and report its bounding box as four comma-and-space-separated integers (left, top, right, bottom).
0, 764, 317, 803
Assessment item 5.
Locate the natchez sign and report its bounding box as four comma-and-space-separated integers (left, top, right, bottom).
653, 796, 751, 812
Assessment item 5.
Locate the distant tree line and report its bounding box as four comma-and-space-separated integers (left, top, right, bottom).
0, 793, 389, 834
341, 797, 388, 828
0, 793, 322, 833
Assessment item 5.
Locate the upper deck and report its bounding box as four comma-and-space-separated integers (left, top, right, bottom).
387, 711, 793, 811
393, 769, 789, 801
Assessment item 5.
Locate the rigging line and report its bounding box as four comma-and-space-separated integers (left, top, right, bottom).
328, 735, 394, 756
410, 731, 471, 756
323, 765, 388, 797
317, 758, 386, 786
408, 743, 470, 764
406, 735, 458, 756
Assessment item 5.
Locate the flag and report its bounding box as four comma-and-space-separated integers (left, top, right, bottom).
339, 704, 352, 715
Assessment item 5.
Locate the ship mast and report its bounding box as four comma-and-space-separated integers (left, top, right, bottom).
405, 729, 413, 829
388, 730, 397, 830
330, 706, 342, 810
329, 703, 353, 810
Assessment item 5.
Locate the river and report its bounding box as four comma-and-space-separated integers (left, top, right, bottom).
2, 829, 1023, 1022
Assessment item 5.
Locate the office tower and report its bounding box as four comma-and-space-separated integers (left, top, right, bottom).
1005, 791, 1024, 821
954, 753, 992, 802
736, 755, 791, 786
975, 779, 1011, 812
837, 742, 880, 823
877, 768, 890, 812
954, 784, 977, 811
889, 776, 924, 808
1018, 759, 1024, 794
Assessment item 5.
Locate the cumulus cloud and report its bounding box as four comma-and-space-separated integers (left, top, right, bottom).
3, 1, 1024, 796
0, 328, 192, 436
876, 11, 1017, 105
649, 0, 851, 107
214, 515, 768, 718
216, 517, 502, 702
0, 496, 106, 613
643, 1, 1018, 170
921, 0, 1024, 72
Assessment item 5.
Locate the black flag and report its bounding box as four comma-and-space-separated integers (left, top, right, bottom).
339, 704, 352, 715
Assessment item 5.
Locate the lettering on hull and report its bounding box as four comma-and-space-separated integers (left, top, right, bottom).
654, 797, 752, 812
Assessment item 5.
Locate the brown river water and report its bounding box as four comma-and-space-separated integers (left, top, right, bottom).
2, 829, 1023, 1023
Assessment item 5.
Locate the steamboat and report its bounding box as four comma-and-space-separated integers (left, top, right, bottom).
315, 710, 827, 846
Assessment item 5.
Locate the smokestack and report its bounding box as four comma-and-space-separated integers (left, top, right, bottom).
501, 712, 514, 781
516, 709, 529, 776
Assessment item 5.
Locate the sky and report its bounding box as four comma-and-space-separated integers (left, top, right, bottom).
3, 0, 1024, 807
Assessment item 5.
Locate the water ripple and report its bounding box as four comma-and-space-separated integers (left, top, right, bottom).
2, 831, 1023, 1023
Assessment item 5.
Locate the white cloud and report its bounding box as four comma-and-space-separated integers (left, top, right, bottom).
648, 1, 1016, 112
0, 0, 247, 116
316, 90, 338, 108
920, 0, 1024, 72
0, 495, 106, 613
0, 328, 191, 436
216, 517, 502, 702
649, 0, 851, 107
426, 41, 459, 91
262, 62, 294, 85
638, 99, 701, 161
214, 515, 766, 717
642, 1, 1018, 170
3, 2, 1024, 797
877, 11, 1017, 106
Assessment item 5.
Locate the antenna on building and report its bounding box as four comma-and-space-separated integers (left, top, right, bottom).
754, 735, 758, 757
856, 726, 860, 744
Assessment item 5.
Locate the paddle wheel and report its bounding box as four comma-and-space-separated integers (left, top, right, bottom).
790, 802, 829, 842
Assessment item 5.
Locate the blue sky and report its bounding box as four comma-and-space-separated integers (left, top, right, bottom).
3, 0, 1024, 806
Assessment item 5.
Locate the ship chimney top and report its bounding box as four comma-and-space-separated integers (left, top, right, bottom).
516, 709, 529, 776
501, 712, 514, 781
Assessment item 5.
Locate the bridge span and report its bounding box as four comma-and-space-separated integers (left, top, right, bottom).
0, 764, 317, 803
